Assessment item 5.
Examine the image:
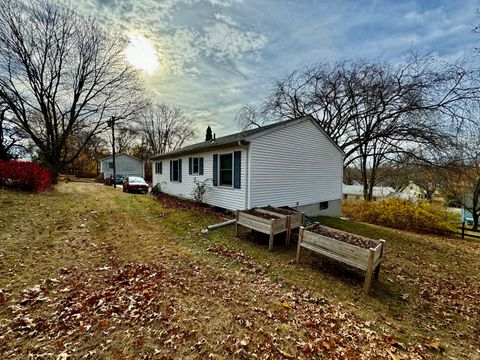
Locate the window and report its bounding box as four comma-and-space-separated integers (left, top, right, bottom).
155, 161, 162, 174
172, 160, 179, 182
192, 157, 199, 175
319, 201, 329, 210
219, 153, 233, 186
108, 162, 114, 169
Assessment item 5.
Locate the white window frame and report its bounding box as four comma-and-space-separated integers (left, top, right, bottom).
192, 157, 200, 175
155, 161, 162, 174
218, 152, 233, 188
171, 159, 180, 182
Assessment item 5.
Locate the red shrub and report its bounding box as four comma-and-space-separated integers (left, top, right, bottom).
0, 160, 51, 192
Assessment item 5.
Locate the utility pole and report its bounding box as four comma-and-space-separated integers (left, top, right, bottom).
107, 116, 116, 188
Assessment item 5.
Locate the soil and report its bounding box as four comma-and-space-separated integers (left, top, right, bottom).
244, 209, 282, 220
307, 223, 378, 249
153, 193, 231, 220
260, 206, 298, 216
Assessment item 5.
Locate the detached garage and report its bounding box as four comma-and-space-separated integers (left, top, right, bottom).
100, 154, 145, 180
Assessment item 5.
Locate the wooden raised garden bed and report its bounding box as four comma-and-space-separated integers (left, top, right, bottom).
296, 223, 386, 294
255, 206, 305, 245
235, 209, 288, 251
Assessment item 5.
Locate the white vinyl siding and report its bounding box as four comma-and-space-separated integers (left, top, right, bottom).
100, 154, 144, 180
152, 146, 247, 211
248, 119, 343, 208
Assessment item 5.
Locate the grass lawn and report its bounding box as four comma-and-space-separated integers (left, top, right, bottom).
0, 183, 479, 359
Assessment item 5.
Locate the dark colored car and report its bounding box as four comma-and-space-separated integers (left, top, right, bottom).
115, 174, 124, 184
122, 176, 149, 194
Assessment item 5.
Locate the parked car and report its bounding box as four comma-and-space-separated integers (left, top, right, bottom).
115, 174, 124, 184
122, 176, 149, 194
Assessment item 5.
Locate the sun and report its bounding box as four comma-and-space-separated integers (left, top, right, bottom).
124, 34, 161, 75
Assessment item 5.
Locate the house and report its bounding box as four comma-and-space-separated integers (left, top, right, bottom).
99, 153, 145, 180
151, 116, 344, 217
397, 181, 427, 201
343, 183, 396, 200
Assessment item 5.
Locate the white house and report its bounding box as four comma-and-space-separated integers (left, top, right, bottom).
343, 183, 396, 200
397, 181, 427, 201
151, 116, 344, 217
100, 153, 145, 180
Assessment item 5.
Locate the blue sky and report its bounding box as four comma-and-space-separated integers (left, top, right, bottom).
68, 0, 479, 140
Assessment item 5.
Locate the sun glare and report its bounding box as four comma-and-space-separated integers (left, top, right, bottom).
125, 34, 161, 75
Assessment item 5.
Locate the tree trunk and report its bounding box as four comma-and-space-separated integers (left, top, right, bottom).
473, 212, 479, 231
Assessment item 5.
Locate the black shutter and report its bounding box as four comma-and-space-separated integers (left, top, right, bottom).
234, 151, 241, 189
212, 154, 218, 186
159, 161, 162, 174
178, 159, 182, 182
189, 157, 192, 175
169, 160, 172, 181
199, 157, 204, 175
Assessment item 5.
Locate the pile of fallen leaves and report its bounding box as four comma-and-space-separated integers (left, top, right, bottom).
245, 209, 282, 220
0, 256, 432, 359
307, 224, 378, 249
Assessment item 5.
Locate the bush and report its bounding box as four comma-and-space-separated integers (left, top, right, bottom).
191, 178, 212, 203
342, 198, 457, 235
0, 160, 51, 192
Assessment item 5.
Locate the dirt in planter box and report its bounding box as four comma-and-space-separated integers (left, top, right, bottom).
307, 223, 377, 249
244, 209, 282, 220
260, 206, 297, 215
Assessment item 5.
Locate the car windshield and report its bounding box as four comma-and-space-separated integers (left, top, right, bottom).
129, 177, 146, 184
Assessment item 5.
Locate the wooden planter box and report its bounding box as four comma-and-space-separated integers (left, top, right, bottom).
254, 207, 305, 245
296, 225, 386, 294
235, 210, 288, 250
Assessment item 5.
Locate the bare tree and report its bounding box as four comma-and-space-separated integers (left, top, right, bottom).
443, 122, 480, 229
238, 55, 480, 200
0, 100, 27, 160
0, 0, 146, 181
137, 103, 195, 156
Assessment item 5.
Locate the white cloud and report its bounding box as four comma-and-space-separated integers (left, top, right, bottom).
202, 22, 267, 60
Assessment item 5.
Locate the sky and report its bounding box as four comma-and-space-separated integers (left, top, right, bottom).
64, 0, 479, 140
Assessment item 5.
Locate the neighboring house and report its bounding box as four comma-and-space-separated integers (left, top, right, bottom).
151, 116, 344, 217
397, 181, 427, 201
342, 183, 396, 200
99, 154, 145, 180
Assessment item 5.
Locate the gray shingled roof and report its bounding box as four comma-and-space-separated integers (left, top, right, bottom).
151, 117, 307, 160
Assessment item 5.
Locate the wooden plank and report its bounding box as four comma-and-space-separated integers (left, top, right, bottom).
303, 231, 370, 262
363, 248, 376, 295
286, 216, 291, 245
237, 219, 271, 234
268, 219, 274, 251
300, 242, 368, 270
235, 210, 239, 237
272, 217, 288, 233
238, 211, 274, 224
255, 208, 287, 218
296, 226, 304, 263
374, 240, 385, 280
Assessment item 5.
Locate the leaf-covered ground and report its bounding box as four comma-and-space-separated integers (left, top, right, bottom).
0, 183, 479, 359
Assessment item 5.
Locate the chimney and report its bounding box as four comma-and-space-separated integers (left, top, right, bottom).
213, 133, 216, 141
205, 126, 212, 141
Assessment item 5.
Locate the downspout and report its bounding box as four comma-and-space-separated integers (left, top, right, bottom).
238, 140, 249, 210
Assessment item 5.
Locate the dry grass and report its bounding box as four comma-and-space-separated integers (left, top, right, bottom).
0, 183, 479, 359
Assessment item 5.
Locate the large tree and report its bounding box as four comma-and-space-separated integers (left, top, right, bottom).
0, 0, 145, 181
0, 100, 27, 160
137, 103, 195, 156
237, 56, 480, 200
